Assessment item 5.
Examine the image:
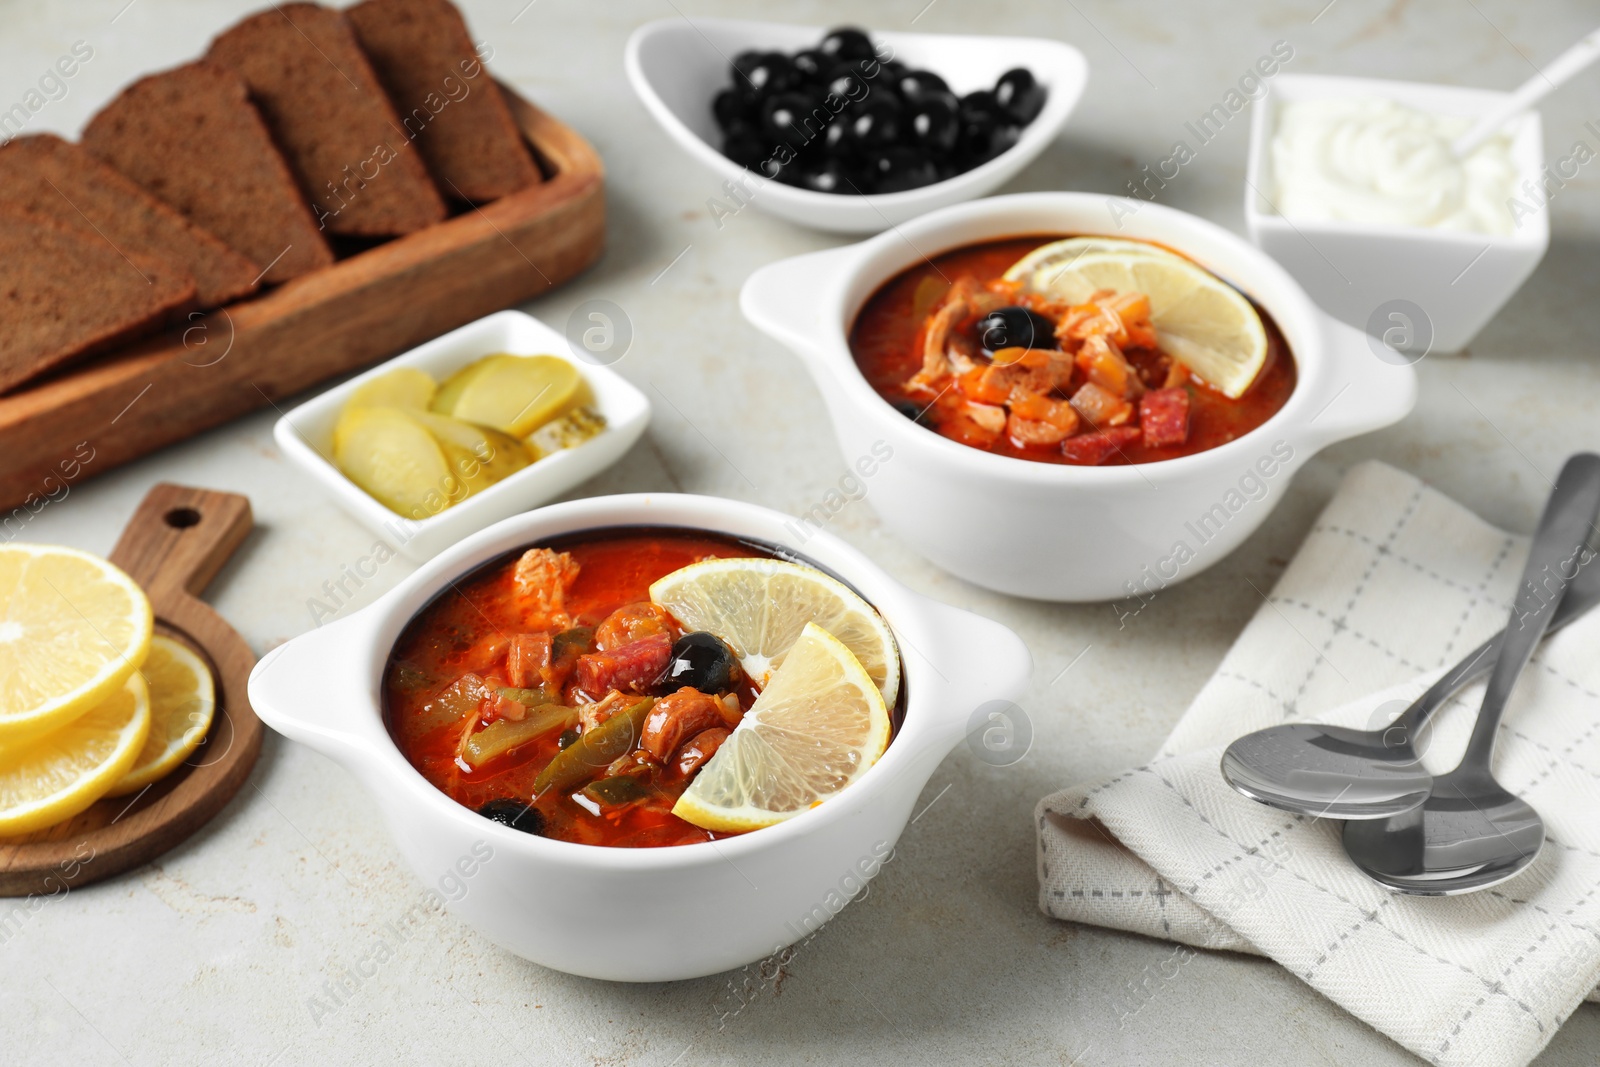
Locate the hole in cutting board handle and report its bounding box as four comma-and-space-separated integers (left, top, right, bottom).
164, 507, 201, 529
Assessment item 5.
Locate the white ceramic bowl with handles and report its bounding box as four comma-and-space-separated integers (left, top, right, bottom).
740, 192, 1419, 602
247, 493, 1030, 982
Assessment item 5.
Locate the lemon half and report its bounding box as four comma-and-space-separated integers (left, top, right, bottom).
673, 623, 890, 832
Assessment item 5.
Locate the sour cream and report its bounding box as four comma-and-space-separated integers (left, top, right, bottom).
1270, 97, 1519, 235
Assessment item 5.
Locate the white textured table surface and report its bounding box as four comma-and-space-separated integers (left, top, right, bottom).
4, 1, 1600, 1064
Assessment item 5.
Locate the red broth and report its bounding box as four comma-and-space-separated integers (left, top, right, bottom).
849, 236, 1296, 465
383, 528, 900, 848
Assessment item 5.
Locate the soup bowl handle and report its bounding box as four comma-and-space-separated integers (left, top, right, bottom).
740, 245, 858, 362
898, 594, 1033, 749
1297, 312, 1419, 454
247, 617, 378, 760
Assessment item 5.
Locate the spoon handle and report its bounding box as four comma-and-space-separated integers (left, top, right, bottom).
1394, 515, 1600, 734
1453, 25, 1600, 156
1459, 454, 1600, 771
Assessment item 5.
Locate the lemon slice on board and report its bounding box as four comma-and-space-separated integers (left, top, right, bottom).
649, 558, 899, 708
673, 623, 890, 832
0, 672, 150, 836
0, 544, 153, 745
1020, 250, 1268, 398
1002, 235, 1188, 288
108, 636, 215, 796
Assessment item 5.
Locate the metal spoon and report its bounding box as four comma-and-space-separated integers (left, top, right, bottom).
1220, 531, 1600, 819
1342, 453, 1600, 894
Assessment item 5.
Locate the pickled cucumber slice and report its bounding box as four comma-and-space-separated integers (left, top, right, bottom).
432, 354, 581, 438
334, 407, 463, 518
409, 410, 532, 491
345, 367, 436, 412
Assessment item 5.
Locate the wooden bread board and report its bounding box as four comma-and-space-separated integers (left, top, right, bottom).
0, 483, 261, 896
0, 88, 603, 515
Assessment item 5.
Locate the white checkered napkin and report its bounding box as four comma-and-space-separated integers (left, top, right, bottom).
1036, 461, 1600, 1067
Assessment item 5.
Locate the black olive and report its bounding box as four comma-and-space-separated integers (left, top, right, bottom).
988, 123, 1023, 159
977, 306, 1058, 353
798, 155, 857, 194
556, 728, 579, 750
791, 48, 830, 85
897, 69, 949, 103
757, 154, 790, 181
760, 91, 820, 148
768, 142, 818, 185
823, 63, 869, 103
729, 49, 763, 83
477, 799, 545, 835
822, 117, 856, 160
655, 631, 740, 694
732, 51, 796, 102
959, 89, 1002, 127
907, 95, 959, 155
890, 399, 924, 421
713, 87, 751, 131
847, 99, 902, 151
868, 146, 939, 193
955, 117, 1017, 167
722, 129, 768, 170
993, 67, 1046, 125
850, 55, 891, 88
818, 26, 875, 62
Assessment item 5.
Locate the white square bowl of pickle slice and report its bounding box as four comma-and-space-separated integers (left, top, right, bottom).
274, 310, 652, 562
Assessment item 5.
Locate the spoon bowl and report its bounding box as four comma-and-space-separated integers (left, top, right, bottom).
1221, 513, 1600, 821
1338, 452, 1600, 895
1342, 770, 1544, 894
1221, 721, 1432, 819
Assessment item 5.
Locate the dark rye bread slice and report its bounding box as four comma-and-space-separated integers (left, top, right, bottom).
82, 61, 333, 285
0, 210, 195, 394
0, 134, 260, 308
347, 0, 541, 202
208, 3, 448, 237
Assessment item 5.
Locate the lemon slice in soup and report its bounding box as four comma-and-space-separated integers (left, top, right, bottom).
1002, 235, 1188, 287
1023, 250, 1268, 398
432, 354, 581, 438
673, 623, 890, 832
649, 557, 899, 708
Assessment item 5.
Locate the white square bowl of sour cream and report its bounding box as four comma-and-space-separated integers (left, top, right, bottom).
1244, 73, 1547, 355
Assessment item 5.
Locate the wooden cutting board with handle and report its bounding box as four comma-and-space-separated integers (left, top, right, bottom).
0, 483, 263, 895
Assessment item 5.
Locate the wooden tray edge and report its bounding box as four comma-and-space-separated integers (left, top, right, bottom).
0, 88, 605, 516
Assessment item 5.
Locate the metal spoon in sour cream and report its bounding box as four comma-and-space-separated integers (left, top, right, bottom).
1271, 97, 1519, 236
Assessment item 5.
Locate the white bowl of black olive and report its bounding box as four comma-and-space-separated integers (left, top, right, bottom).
625, 18, 1088, 233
